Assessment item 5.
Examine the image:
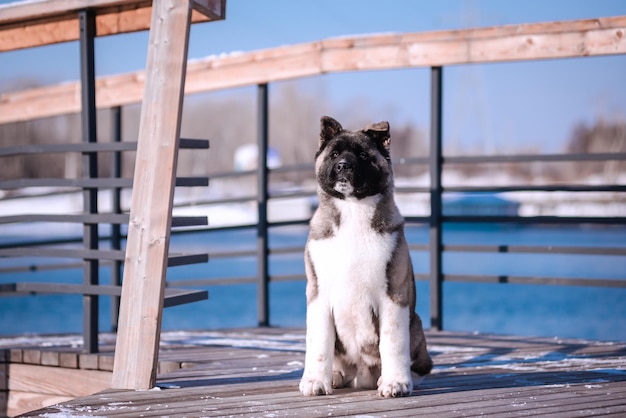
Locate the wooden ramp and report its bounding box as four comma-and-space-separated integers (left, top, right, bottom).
5, 328, 626, 417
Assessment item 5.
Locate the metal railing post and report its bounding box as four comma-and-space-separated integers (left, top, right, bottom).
257, 83, 270, 326
79, 9, 99, 353
429, 66, 443, 331
111, 106, 122, 332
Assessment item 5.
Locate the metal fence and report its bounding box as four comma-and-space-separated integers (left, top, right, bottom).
1, 70, 626, 351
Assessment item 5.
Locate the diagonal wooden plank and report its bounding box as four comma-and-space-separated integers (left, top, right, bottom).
112, 0, 194, 391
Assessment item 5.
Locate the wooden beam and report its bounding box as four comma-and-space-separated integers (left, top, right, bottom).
0, 0, 225, 52
9, 364, 111, 397
0, 15, 623, 125
111, 0, 193, 390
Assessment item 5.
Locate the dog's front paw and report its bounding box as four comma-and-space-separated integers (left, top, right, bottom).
300, 376, 333, 396
377, 377, 413, 398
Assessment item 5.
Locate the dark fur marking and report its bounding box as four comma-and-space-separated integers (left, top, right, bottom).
360, 309, 381, 358
304, 248, 319, 303
308, 195, 341, 240
369, 365, 381, 380
410, 313, 434, 376
335, 329, 346, 355
371, 193, 404, 234
371, 308, 380, 339
385, 233, 412, 307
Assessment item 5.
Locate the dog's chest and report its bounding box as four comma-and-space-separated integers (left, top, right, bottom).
308, 197, 397, 307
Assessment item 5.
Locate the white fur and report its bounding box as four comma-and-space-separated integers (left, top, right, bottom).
300, 195, 413, 397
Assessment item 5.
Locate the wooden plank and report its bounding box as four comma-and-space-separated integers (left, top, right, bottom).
112, 0, 193, 391
98, 354, 115, 372
0, 363, 6, 391
78, 353, 99, 370
9, 350, 22, 364
8, 364, 111, 396
40, 351, 59, 367
7, 391, 73, 418
21, 350, 41, 365
0, 16, 626, 123
1, 15, 624, 124
58, 352, 78, 369
0, 0, 225, 52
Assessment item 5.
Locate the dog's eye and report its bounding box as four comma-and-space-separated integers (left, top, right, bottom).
331, 151, 339, 159
359, 152, 369, 160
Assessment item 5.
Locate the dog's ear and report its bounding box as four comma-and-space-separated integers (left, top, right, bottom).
320, 116, 343, 145
364, 121, 390, 152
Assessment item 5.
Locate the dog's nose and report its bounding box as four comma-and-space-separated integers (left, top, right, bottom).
335, 159, 352, 173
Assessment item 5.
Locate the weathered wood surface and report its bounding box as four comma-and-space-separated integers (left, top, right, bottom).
111, 0, 193, 391
1, 15, 624, 124
0, 0, 225, 52
4, 328, 625, 417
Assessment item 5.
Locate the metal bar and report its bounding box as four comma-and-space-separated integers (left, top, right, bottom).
444, 152, 626, 164
0, 214, 208, 226
0, 142, 137, 156
173, 195, 257, 207
179, 138, 210, 149
0, 283, 209, 304
429, 66, 443, 331
0, 247, 208, 266
0, 138, 207, 156
444, 185, 626, 193
0, 178, 133, 189
162, 288, 209, 308
257, 83, 270, 327
395, 186, 431, 194
0, 177, 204, 189
0, 213, 129, 224
441, 215, 626, 225
111, 105, 122, 332
443, 244, 626, 256
0, 247, 125, 260
269, 190, 317, 199
403, 216, 432, 224
79, 8, 99, 354
171, 216, 208, 228
167, 253, 209, 267
175, 176, 209, 187
443, 275, 626, 288
0, 262, 84, 274
0, 236, 85, 250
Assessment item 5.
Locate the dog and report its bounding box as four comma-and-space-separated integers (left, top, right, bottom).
299, 116, 433, 398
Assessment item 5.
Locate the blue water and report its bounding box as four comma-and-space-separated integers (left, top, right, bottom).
1, 224, 625, 342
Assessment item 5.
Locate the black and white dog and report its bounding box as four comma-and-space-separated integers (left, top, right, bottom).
299, 116, 432, 398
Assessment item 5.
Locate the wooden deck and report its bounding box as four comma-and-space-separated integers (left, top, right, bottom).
4, 328, 626, 417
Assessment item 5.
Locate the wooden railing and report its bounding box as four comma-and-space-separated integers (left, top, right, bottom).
1, 15, 625, 124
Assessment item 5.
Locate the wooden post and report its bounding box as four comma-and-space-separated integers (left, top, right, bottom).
112, 0, 193, 390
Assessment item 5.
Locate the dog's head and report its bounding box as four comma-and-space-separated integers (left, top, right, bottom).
315, 116, 393, 200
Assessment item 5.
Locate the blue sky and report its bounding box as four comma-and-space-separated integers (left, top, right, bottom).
1, 0, 625, 152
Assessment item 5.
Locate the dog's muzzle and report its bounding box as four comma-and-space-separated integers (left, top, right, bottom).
333, 158, 355, 195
